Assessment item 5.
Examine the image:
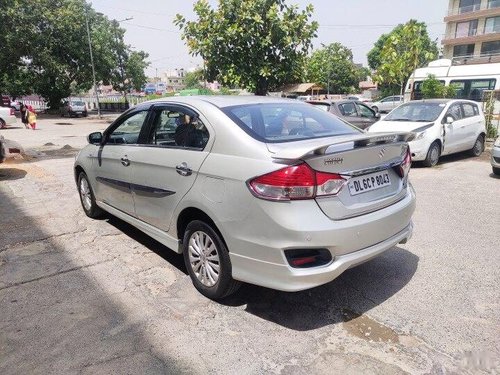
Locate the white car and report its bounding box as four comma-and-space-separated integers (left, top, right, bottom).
0, 106, 17, 128
371, 95, 403, 113
491, 137, 500, 175
368, 99, 486, 167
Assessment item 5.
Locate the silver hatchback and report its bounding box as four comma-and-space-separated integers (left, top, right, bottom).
75, 96, 415, 299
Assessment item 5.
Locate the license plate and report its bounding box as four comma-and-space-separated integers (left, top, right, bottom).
348, 171, 391, 196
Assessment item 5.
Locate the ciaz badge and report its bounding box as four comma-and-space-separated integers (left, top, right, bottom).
324, 157, 344, 165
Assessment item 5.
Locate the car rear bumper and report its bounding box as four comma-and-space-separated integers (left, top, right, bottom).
2, 115, 17, 126
227, 184, 416, 291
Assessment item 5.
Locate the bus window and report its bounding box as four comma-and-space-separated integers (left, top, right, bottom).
412, 80, 445, 100
449, 79, 496, 101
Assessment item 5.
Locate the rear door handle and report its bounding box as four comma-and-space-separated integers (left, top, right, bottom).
176, 162, 192, 176
121, 156, 130, 167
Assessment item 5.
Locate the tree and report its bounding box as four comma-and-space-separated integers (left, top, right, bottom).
374, 20, 439, 96
175, 0, 318, 96
421, 74, 456, 99
355, 66, 372, 83
184, 69, 204, 89
0, 0, 149, 108
305, 43, 358, 94
367, 25, 403, 71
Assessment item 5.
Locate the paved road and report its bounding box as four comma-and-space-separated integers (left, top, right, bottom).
0, 117, 499, 374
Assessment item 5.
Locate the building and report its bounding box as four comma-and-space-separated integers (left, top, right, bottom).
443, 0, 500, 60
164, 68, 187, 92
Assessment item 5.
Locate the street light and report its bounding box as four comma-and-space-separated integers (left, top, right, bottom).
320, 43, 333, 96
84, 5, 101, 118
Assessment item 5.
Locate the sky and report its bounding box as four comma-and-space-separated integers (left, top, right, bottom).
91, 0, 449, 78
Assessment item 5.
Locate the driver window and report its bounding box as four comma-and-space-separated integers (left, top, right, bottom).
339, 102, 357, 116
446, 104, 463, 121
356, 103, 375, 118
108, 111, 148, 144
148, 108, 209, 149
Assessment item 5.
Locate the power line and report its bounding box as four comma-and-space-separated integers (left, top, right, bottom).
123, 22, 181, 33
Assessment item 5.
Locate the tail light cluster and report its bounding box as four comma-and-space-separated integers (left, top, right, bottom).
396, 147, 412, 178
248, 163, 346, 201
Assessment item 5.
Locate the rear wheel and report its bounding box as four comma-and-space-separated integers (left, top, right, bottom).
183, 220, 241, 300
423, 141, 440, 167
372, 106, 379, 113
493, 167, 500, 175
469, 135, 484, 157
78, 172, 103, 218
0, 119, 6, 129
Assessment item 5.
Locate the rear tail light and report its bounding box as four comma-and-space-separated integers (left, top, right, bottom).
10, 108, 15, 116
248, 163, 346, 201
396, 146, 412, 178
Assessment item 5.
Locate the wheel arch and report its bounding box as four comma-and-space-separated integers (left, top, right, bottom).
74, 164, 86, 184
176, 207, 227, 250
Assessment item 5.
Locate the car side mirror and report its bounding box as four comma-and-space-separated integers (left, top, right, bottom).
88, 132, 103, 145
375, 113, 381, 119
445, 116, 454, 124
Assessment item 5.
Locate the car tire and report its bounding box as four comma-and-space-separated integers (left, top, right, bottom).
372, 106, 379, 113
0, 119, 6, 129
183, 220, 241, 300
77, 172, 103, 219
493, 167, 500, 175
423, 141, 441, 167
469, 135, 484, 157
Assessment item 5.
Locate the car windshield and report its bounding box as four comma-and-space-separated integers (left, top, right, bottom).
222, 103, 360, 143
308, 102, 330, 112
384, 102, 446, 122
71, 101, 85, 106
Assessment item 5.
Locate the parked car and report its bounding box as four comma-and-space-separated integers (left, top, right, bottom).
60, 100, 88, 117
307, 99, 380, 129
368, 99, 486, 167
491, 137, 500, 175
1, 95, 10, 108
0, 136, 5, 163
75, 96, 415, 299
0, 106, 17, 129
371, 95, 403, 113
10, 100, 20, 111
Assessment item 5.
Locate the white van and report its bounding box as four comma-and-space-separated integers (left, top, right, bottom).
405, 59, 500, 102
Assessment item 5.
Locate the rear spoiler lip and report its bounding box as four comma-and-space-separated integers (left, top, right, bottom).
268, 132, 413, 160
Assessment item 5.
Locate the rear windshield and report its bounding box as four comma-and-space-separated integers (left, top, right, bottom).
71, 101, 85, 106
221, 103, 359, 142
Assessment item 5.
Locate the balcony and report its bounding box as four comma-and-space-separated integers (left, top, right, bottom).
442, 30, 500, 45
445, 6, 500, 22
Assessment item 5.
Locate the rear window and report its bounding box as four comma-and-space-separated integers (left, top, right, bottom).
222, 103, 359, 143
71, 101, 85, 106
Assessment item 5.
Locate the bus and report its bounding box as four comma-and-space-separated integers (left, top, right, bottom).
405, 58, 500, 102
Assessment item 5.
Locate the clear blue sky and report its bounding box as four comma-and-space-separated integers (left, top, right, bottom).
91, 0, 448, 77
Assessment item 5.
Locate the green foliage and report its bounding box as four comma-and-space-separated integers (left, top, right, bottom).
184, 69, 205, 89
0, 0, 149, 108
175, 0, 318, 96
484, 91, 499, 138
374, 20, 438, 96
305, 42, 358, 94
421, 74, 457, 99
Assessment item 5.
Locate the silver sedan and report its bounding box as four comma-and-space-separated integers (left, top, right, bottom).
492, 137, 500, 175
74, 96, 415, 299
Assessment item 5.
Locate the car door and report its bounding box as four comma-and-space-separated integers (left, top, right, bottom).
459, 102, 483, 151
129, 104, 212, 232
355, 102, 379, 129
337, 102, 364, 127
94, 110, 150, 216
442, 103, 465, 154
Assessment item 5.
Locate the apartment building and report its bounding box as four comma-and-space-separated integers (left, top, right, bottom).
442, 0, 500, 59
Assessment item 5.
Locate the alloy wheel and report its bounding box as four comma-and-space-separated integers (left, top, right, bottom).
80, 177, 92, 211
188, 231, 220, 287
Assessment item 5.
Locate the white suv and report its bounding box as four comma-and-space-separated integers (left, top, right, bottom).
368, 99, 486, 167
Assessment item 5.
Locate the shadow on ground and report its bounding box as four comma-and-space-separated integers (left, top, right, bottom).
0, 168, 27, 181
0, 186, 191, 374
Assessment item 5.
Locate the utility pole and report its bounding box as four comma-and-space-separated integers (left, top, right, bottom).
114, 17, 133, 108
84, 5, 101, 118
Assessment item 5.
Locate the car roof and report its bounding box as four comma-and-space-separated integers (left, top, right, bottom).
307, 99, 363, 105
141, 95, 299, 109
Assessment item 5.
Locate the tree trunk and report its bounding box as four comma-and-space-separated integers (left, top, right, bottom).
254, 77, 269, 96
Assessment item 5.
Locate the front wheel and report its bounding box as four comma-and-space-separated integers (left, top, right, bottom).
493, 167, 500, 176
183, 220, 241, 300
0, 119, 6, 129
372, 106, 379, 113
78, 172, 103, 218
469, 135, 484, 157
423, 141, 441, 167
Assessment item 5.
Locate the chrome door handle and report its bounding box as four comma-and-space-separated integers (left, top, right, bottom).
176, 162, 192, 176
121, 156, 130, 167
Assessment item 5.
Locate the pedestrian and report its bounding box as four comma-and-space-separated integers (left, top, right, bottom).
26, 105, 37, 130
19, 103, 30, 129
